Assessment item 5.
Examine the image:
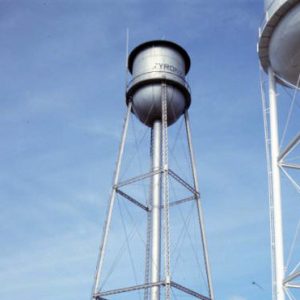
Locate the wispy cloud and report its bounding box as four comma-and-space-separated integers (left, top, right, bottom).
229, 296, 247, 300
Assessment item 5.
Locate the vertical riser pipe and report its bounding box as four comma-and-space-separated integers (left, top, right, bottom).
150, 120, 162, 300
269, 68, 285, 300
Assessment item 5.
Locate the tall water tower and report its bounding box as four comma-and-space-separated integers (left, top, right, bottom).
258, 1, 300, 300
91, 40, 214, 300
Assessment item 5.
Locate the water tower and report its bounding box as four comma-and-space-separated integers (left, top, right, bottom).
258, 1, 300, 300
91, 40, 214, 300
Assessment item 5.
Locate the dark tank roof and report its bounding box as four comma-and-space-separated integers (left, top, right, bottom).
127, 40, 191, 74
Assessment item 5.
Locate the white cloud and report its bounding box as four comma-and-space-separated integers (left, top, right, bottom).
229, 296, 247, 300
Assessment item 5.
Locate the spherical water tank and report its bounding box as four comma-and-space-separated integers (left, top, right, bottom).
258, 0, 300, 86
126, 40, 191, 127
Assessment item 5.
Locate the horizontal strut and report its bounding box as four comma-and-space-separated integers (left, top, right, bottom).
284, 283, 300, 289
94, 281, 164, 298
278, 132, 300, 162
116, 169, 198, 210
170, 281, 211, 300
117, 170, 162, 188
116, 188, 149, 211
280, 162, 300, 170
283, 271, 300, 285
93, 280, 210, 300
168, 169, 200, 197
168, 195, 196, 207
118, 192, 196, 211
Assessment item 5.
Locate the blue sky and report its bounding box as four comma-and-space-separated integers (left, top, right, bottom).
1, 1, 297, 300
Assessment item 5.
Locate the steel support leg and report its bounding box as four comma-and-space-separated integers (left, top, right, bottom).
161, 83, 171, 300
92, 102, 132, 298
184, 111, 215, 300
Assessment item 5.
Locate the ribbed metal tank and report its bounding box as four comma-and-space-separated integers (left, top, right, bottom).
126, 40, 191, 127
258, 0, 300, 86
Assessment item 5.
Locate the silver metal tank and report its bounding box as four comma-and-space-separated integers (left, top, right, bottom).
126, 40, 191, 127
258, 0, 300, 86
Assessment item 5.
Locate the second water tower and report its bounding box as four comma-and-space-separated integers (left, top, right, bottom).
258, 1, 300, 300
